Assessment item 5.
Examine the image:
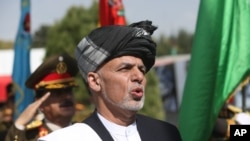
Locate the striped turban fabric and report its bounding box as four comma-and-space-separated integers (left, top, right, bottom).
75, 20, 157, 82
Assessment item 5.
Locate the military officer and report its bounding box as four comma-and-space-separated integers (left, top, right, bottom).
5, 53, 78, 141
0, 83, 15, 139
211, 103, 250, 141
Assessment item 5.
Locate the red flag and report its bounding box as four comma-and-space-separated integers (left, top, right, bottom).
99, 0, 126, 26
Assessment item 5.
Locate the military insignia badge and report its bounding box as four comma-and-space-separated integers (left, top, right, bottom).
56, 56, 67, 74
38, 126, 49, 137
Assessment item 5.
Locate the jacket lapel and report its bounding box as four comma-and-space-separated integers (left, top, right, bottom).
83, 110, 114, 141
136, 114, 153, 141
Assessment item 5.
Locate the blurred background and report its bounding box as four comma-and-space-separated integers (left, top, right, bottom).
1, 2, 250, 141
0, 0, 200, 125
2, 1, 249, 134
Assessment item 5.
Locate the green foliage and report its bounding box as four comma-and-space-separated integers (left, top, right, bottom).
155, 30, 193, 57
176, 30, 193, 54
45, 2, 98, 57
32, 25, 50, 48
155, 34, 173, 56
139, 70, 165, 120
74, 74, 91, 104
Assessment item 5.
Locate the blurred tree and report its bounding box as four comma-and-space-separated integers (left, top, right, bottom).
139, 70, 165, 120
155, 30, 193, 57
31, 25, 50, 48
45, 2, 98, 57
0, 40, 13, 49
155, 34, 171, 56
176, 29, 193, 54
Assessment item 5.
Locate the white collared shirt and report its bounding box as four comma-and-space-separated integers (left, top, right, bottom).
38, 114, 142, 141
38, 123, 102, 141
44, 119, 67, 131
97, 113, 141, 141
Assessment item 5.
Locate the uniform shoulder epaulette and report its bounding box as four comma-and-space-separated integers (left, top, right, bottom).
227, 104, 242, 113
26, 119, 43, 130
26, 112, 44, 130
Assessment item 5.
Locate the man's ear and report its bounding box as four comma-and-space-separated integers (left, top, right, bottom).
87, 72, 101, 92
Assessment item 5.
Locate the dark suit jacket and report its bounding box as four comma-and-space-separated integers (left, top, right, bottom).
83, 111, 182, 141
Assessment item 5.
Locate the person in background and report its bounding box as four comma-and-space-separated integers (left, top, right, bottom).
0, 102, 6, 139
211, 103, 250, 141
4, 83, 15, 119
0, 83, 15, 139
5, 53, 78, 141
0, 101, 7, 139
39, 20, 182, 141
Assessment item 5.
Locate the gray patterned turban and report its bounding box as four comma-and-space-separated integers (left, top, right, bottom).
75, 20, 157, 82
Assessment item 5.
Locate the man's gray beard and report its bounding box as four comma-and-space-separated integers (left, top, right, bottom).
102, 91, 145, 112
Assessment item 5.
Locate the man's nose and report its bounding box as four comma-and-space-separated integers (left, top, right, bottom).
131, 68, 144, 84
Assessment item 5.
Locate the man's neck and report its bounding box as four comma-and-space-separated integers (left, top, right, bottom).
97, 110, 136, 126
45, 118, 71, 130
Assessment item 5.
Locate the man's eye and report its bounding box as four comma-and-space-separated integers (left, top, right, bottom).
140, 69, 146, 74
118, 67, 129, 71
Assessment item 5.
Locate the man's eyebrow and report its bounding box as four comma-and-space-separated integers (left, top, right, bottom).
118, 62, 146, 69
118, 62, 136, 67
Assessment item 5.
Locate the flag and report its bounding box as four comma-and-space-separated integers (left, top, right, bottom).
179, 0, 250, 141
12, 0, 34, 119
99, 0, 126, 26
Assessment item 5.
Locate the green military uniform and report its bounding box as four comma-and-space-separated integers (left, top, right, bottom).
5, 119, 52, 141
0, 120, 12, 139
4, 53, 78, 141
1, 82, 15, 139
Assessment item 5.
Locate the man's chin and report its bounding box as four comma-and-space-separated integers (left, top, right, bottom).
121, 103, 144, 112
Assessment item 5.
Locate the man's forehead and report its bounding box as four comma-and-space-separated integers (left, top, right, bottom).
97, 56, 146, 72
106, 56, 144, 65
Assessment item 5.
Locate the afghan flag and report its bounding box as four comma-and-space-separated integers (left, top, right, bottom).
99, 0, 126, 26
179, 0, 250, 141
12, 0, 34, 119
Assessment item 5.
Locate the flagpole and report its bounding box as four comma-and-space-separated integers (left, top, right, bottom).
240, 77, 250, 112
242, 84, 246, 112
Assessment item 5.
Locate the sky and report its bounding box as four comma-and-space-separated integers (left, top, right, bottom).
0, 0, 200, 41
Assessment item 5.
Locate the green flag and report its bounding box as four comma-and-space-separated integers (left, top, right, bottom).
179, 0, 250, 141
